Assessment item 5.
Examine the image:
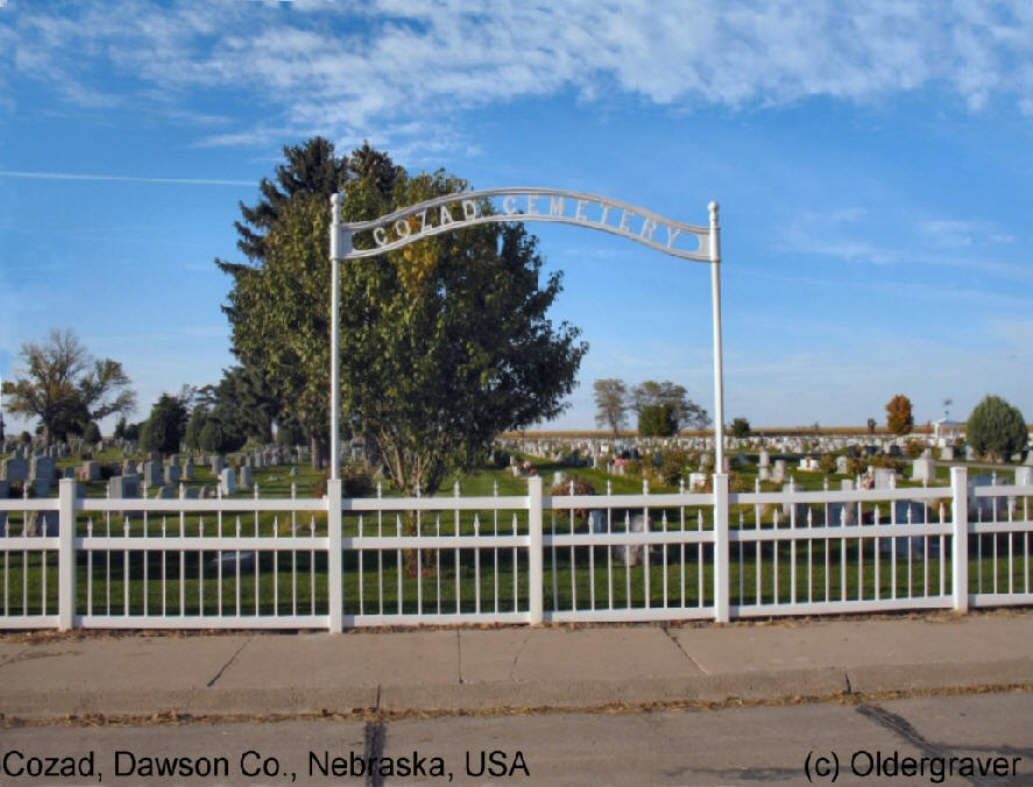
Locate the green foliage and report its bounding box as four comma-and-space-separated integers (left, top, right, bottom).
198, 419, 246, 454
184, 407, 207, 451
124, 422, 140, 442
220, 141, 587, 495
638, 403, 677, 437
659, 448, 697, 486
885, 394, 914, 435
2, 330, 135, 445
143, 393, 189, 454
593, 378, 627, 436
630, 380, 709, 432
818, 453, 837, 475
137, 420, 152, 452
113, 417, 127, 440
82, 422, 101, 443
966, 395, 1028, 461
275, 416, 307, 448
731, 417, 751, 438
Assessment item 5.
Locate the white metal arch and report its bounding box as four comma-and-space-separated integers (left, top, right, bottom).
328, 187, 725, 493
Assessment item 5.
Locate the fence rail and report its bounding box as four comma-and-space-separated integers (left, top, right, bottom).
1, 467, 1031, 631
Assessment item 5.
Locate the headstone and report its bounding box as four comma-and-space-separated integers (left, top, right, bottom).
184, 487, 200, 499
615, 513, 647, 566
835, 455, 849, 475
828, 500, 856, 525
940, 446, 954, 462
1015, 467, 1033, 487
1024, 451, 1033, 467
220, 468, 237, 496
700, 453, 713, 471
211, 455, 225, 474
239, 465, 253, 490
911, 458, 935, 483
164, 464, 181, 485
758, 449, 770, 467
155, 485, 176, 499
122, 459, 137, 475
552, 471, 567, 487
183, 458, 195, 481
0, 480, 6, 533
758, 466, 771, 482
107, 474, 140, 498
873, 467, 895, 489
840, 479, 854, 491
142, 461, 162, 487
80, 461, 102, 481
2, 457, 28, 483
688, 472, 707, 491
772, 460, 786, 483
64, 467, 76, 479
31, 457, 56, 484
965, 445, 977, 461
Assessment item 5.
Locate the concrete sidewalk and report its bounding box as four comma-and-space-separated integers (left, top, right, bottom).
2, 611, 1032, 721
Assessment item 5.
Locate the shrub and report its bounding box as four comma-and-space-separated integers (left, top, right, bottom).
82, 422, 101, 444
905, 438, 925, 458
818, 453, 837, 475
548, 477, 597, 521
311, 464, 376, 498
731, 417, 751, 438
638, 404, 677, 437
967, 395, 1028, 461
885, 394, 914, 435
659, 449, 698, 486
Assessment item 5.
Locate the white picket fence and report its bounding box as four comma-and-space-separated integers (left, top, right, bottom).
1, 467, 1031, 631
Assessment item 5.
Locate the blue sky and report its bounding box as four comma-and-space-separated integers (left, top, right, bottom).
1, 1, 1031, 434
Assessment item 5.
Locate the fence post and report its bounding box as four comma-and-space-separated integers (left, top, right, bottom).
713, 472, 730, 623
327, 478, 343, 632
57, 478, 77, 630
528, 475, 544, 625
951, 466, 969, 612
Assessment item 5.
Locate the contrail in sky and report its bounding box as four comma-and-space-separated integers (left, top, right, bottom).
0, 170, 253, 186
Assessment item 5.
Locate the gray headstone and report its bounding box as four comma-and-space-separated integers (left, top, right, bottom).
940, 446, 954, 462
873, 467, 895, 489
31, 456, 55, 483
164, 464, 181, 485
1015, 467, 1033, 487
911, 458, 935, 483
758, 449, 770, 467
772, 459, 786, 483
2, 457, 28, 483
122, 459, 137, 475
81, 461, 102, 481
142, 461, 162, 487
183, 458, 195, 481
220, 467, 237, 496
835, 455, 849, 475
211, 455, 225, 474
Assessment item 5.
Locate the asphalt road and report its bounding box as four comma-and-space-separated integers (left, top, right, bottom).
2, 691, 1031, 786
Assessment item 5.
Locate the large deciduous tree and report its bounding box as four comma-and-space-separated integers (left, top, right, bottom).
885, 394, 914, 435
1, 329, 135, 446
219, 140, 587, 494
629, 380, 710, 433
593, 378, 628, 436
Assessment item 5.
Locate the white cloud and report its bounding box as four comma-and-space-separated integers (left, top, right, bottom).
3, 1, 1033, 153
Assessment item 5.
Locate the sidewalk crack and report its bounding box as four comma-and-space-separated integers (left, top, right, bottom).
509, 632, 532, 681
206, 638, 251, 688
663, 626, 709, 675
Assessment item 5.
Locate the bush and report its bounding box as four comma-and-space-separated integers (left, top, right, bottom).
885, 394, 914, 435
659, 448, 698, 486
730, 417, 751, 438
82, 422, 101, 444
905, 438, 925, 458
549, 477, 597, 520
199, 419, 246, 453
967, 395, 1028, 461
818, 453, 837, 475
311, 464, 375, 498
638, 404, 677, 437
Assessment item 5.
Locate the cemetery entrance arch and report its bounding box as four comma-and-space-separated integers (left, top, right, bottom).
328, 188, 725, 480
